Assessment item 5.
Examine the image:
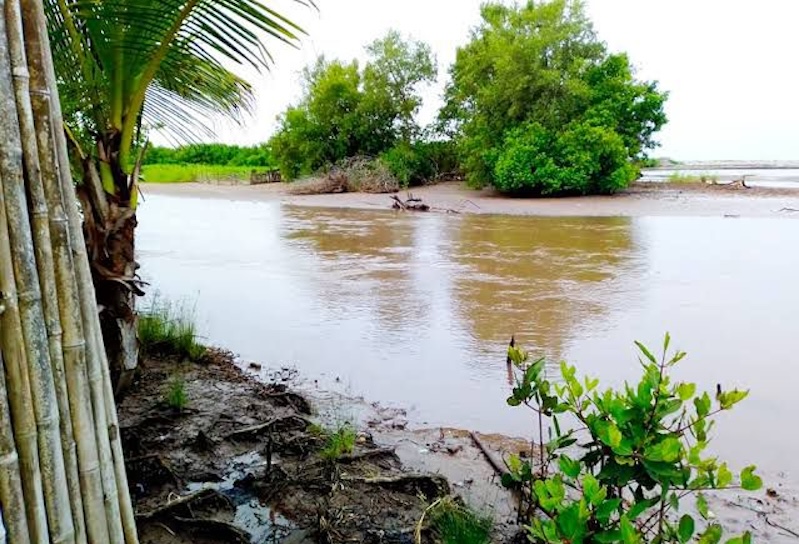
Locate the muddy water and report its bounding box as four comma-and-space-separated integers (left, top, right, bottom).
138, 195, 799, 482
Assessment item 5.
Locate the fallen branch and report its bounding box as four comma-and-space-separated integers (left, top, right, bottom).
470, 431, 510, 478
341, 474, 449, 501
224, 415, 311, 441
391, 193, 430, 212
137, 488, 225, 520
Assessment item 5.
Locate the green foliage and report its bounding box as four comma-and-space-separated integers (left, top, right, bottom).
270, 31, 437, 181
428, 498, 493, 544
379, 140, 460, 187
493, 122, 637, 195
141, 164, 256, 183
145, 144, 276, 168
319, 422, 357, 461
504, 334, 760, 543
443, 0, 668, 194
165, 376, 188, 412
139, 295, 206, 361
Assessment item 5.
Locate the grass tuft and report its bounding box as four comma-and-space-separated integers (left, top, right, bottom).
667, 172, 718, 184
319, 423, 357, 460
139, 295, 206, 361
165, 376, 188, 411
429, 498, 493, 544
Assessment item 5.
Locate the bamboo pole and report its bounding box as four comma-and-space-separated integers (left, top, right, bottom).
4, 1, 86, 541
20, 0, 115, 540
21, 0, 139, 541
0, 315, 31, 544
0, 7, 51, 543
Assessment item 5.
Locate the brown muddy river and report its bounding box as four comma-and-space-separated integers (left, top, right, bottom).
138, 195, 799, 482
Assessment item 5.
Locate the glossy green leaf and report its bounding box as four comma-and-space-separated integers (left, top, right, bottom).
696, 493, 709, 520
678, 515, 695, 543
717, 463, 733, 488
677, 383, 696, 401
740, 466, 762, 491
619, 515, 641, 544
583, 474, 606, 505
644, 436, 682, 463
694, 392, 711, 418
595, 498, 622, 523
635, 341, 657, 364
558, 455, 581, 479
698, 524, 723, 544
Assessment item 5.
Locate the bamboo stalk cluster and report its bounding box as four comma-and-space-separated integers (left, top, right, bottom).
0, 0, 138, 542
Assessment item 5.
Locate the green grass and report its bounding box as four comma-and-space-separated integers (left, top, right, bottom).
429, 499, 493, 544
667, 172, 718, 184
141, 164, 257, 183
138, 295, 205, 360
319, 423, 357, 460
165, 376, 188, 411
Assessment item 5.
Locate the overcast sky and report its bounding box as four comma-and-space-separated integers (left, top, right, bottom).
183, 0, 799, 161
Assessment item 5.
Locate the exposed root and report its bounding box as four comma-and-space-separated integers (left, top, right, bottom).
341, 474, 450, 501
337, 447, 398, 465
224, 415, 311, 441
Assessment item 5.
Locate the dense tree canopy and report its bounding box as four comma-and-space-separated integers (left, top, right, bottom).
443, 0, 668, 195
270, 30, 437, 180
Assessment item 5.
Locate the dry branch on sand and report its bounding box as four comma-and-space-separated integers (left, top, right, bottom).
289, 157, 401, 195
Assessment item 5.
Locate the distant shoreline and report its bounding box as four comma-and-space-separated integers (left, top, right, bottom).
140, 180, 799, 219
649, 160, 799, 170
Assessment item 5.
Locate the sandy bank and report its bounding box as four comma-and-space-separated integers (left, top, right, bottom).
141, 181, 799, 219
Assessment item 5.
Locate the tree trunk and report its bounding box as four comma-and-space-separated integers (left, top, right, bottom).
76, 133, 142, 396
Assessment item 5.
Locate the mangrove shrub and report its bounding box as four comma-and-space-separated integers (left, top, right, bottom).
443, 0, 668, 195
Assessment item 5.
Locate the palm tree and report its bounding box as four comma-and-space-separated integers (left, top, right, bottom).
45, 0, 310, 392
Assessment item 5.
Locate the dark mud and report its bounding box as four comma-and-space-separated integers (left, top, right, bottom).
118, 350, 520, 543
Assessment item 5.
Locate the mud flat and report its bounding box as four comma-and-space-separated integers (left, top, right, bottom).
141, 180, 799, 219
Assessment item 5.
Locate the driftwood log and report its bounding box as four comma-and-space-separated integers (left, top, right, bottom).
391, 193, 430, 212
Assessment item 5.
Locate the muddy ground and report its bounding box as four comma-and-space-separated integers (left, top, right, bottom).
119, 348, 799, 543
118, 350, 526, 543
141, 180, 799, 219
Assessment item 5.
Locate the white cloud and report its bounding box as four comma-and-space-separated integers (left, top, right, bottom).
164, 0, 799, 160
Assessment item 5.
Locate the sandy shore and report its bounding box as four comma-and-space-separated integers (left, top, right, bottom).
141, 181, 799, 218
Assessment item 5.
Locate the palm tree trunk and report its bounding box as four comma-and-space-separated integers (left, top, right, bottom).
0, 1, 138, 542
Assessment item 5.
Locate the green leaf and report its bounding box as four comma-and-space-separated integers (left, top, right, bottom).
596, 420, 623, 448
719, 389, 749, 410
506, 395, 522, 407
583, 474, 606, 505
556, 504, 584, 541
663, 332, 671, 353
558, 455, 581, 479
740, 466, 763, 491
635, 341, 657, 364
678, 515, 695, 543
694, 392, 711, 418
627, 497, 657, 520
677, 383, 697, 401
644, 436, 682, 463
619, 515, 641, 544
595, 530, 622, 543
717, 463, 733, 488
698, 524, 723, 544
696, 493, 709, 520
595, 498, 622, 523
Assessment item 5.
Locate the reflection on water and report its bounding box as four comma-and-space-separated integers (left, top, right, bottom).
452, 215, 642, 362
138, 196, 799, 479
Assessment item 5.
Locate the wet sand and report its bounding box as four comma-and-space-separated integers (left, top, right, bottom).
141, 180, 799, 218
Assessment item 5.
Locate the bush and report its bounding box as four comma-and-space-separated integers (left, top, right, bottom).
504, 334, 760, 543
444, 1, 667, 194
493, 122, 637, 195
140, 164, 256, 184
378, 140, 459, 187
165, 376, 188, 412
